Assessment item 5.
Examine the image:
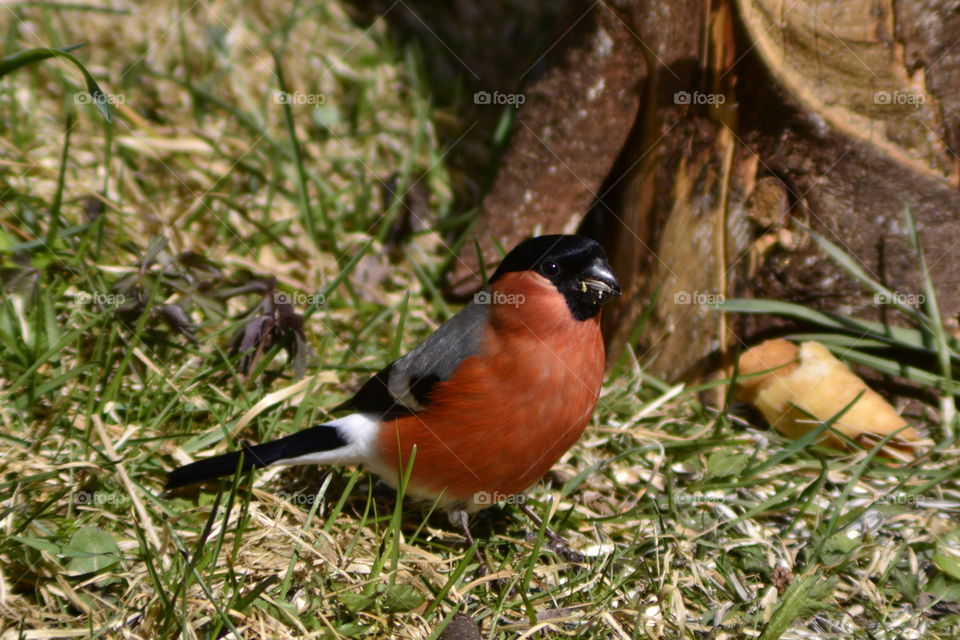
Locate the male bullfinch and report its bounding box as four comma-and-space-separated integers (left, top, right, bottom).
167, 235, 621, 545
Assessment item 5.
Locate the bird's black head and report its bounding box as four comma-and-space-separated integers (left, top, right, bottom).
489, 235, 621, 320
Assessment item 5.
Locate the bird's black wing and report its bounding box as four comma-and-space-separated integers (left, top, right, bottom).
338, 300, 489, 418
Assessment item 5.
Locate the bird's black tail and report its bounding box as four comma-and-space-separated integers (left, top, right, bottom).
165, 424, 349, 489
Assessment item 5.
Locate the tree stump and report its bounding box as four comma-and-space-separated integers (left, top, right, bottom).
450, 0, 960, 381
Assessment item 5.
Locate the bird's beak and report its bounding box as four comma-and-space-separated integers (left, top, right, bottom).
580, 259, 622, 305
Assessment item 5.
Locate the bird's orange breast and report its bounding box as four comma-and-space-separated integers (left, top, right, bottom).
375, 272, 606, 508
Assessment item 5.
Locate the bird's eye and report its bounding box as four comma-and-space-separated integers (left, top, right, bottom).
539, 261, 560, 277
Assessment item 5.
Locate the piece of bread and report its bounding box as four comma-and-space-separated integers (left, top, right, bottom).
736, 339, 921, 460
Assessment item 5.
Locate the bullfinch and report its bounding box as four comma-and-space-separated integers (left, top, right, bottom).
166, 234, 621, 545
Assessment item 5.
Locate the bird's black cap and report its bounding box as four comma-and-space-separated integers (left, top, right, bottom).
489, 235, 621, 320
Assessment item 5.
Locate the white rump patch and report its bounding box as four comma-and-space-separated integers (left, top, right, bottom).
273, 413, 381, 468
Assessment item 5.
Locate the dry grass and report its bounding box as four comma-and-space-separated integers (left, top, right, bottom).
1, 1, 959, 638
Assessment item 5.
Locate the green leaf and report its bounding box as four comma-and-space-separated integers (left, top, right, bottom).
904, 205, 957, 432
382, 584, 424, 613
820, 532, 859, 566
760, 574, 834, 640
333, 622, 370, 637
933, 554, 960, 581
718, 299, 933, 350
0, 43, 112, 122
64, 527, 121, 575
890, 569, 920, 601
706, 451, 749, 478
926, 575, 960, 600
12, 535, 69, 555
339, 592, 374, 614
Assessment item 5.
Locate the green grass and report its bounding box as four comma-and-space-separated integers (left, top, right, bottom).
1, 2, 959, 638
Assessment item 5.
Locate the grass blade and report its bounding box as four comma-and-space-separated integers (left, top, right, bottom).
0, 43, 111, 121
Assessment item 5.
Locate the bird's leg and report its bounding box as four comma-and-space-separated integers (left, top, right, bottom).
520, 503, 584, 563
448, 508, 491, 576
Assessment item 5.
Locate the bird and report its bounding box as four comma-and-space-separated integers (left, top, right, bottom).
166, 234, 621, 551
